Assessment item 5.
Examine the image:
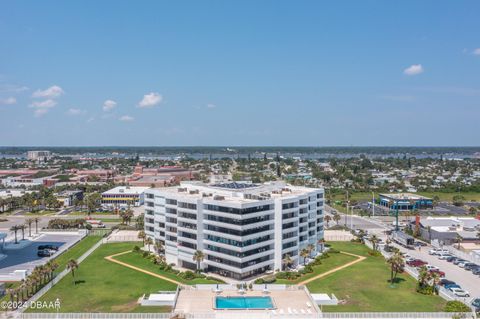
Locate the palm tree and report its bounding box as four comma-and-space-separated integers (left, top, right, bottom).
67, 259, 79, 285
386, 252, 404, 284
26, 218, 34, 237
10, 225, 20, 244
430, 271, 440, 294
34, 217, 40, 234
370, 234, 379, 251
154, 241, 164, 254
333, 213, 341, 225
145, 237, 153, 251
300, 248, 309, 266
324, 215, 332, 228
19, 224, 26, 240
282, 254, 293, 271
455, 233, 463, 249
137, 230, 146, 245
192, 250, 205, 272
317, 238, 326, 253
307, 243, 315, 257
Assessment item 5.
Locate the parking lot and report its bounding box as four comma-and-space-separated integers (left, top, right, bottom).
0, 232, 84, 276
391, 242, 480, 303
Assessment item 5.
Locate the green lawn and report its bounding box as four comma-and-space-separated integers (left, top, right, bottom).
52, 235, 103, 273
275, 252, 357, 284
307, 242, 446, 312
113, 251, 224, 284
29, 242, 175, 313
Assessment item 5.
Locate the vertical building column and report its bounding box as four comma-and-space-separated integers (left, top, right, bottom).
273, 198, 283, 271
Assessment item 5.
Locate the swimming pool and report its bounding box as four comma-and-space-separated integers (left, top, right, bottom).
215, 296, 274, 309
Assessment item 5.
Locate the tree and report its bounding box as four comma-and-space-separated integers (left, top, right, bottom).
455, 233, 463, 249
370, 234, 379, 251
85, 192, 101, 215
137, 230, 146, 245
34, 217, 40, 234
67, 259, 79, 285
192, 250, 205, 272
300, 248, 309, 266
154, 240, 164, 254
333, 213, 341, 225
19, 224, 26, 240
317, 238, 326, 253
306, 242, 314, 254
282, 254, 293, 271
10, 225, 20, 244
26, 218, 34, 237
324, 215, 332, 228
145, 237, 153, 251
386, 252, 404, 284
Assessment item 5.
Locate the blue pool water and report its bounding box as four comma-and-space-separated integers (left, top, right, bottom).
215, 296, 274, 309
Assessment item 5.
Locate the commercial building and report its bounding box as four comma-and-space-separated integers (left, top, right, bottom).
379, 193, 433, 211
144, 181, 324, 280
55, 190, 83, 207
122, 164, 195, 187
413, 216, 480, 245
101, 186, 149, 209
26, 150, 52, 162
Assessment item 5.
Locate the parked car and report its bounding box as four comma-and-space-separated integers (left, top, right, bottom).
38, 245, 59, 251
464, 263, 478, 271
439, 279, 456, 286
446, 256, 457, 262
425, 265, 439, 271
453, 259, 467, 265
449, 288, 470, 297
407, 259, 428, 267
458, 261, 469, 268
444, 284, 462, 290
472, 298, 480, 312
415, 241, 428, 247
471, 267, 480, 275
429, 269, 446, 277
438, 254, 452, 260
429, 249, 440, 255
37, 250, 54, 257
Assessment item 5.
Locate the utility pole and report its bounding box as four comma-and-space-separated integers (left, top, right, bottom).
395, 200, 399, 231
345, 190, 349, 228
372, 191, 375, 217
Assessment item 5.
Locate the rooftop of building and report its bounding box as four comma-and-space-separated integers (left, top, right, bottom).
102, 185, 150, 195
148, 181, 323, 203
379, 193, 432, 200
420, 216, 480, 229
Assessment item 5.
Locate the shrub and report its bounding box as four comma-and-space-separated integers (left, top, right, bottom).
180, 271, 196, 280
142, 251, 150, 258
263, 275, 276, 283
132, 245, 141, 253
275, 272, 287, 279
254, 278, 264, 284
328, 249, 340, 253
444, 301, 471, 313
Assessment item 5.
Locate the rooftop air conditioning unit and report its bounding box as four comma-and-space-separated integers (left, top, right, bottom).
213, 195, 225, 200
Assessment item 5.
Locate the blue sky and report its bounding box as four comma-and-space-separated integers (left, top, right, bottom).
0, 1, 479, 146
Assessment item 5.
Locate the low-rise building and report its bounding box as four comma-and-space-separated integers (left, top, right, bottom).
55, 190, 83, 207
379, 193, 433, 211
414, 216, 480, 245
101, 186, 149, 209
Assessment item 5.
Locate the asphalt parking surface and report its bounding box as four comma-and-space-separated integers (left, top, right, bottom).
0, 232, 83, 275
391, 242, 480, 303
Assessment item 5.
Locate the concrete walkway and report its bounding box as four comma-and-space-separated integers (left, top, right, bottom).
104, 250, 182, 285
298, 251, 366, 285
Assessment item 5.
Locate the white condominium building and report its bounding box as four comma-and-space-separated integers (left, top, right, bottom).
144, 181, 324, 280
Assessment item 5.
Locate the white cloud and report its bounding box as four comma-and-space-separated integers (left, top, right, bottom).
0, 97, 17, 105
29, 99, 57, 109
87, 117, 95, 123
206, 103, 216, 109
0, 84, 28, 93
34, 108, 49, 117
473, 48, 480, 56
403, 64, 424, 76
119, 115, 134, 122
103, 99, 117, 111
32, 85, 65, 98
138, 92, 162, 108
67, 108, 85, 116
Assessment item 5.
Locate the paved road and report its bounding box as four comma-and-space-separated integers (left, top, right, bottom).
325, 205, 387, 234
391, 242, 480, 303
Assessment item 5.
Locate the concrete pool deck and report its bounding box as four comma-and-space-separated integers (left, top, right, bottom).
174, 286, 320, 315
